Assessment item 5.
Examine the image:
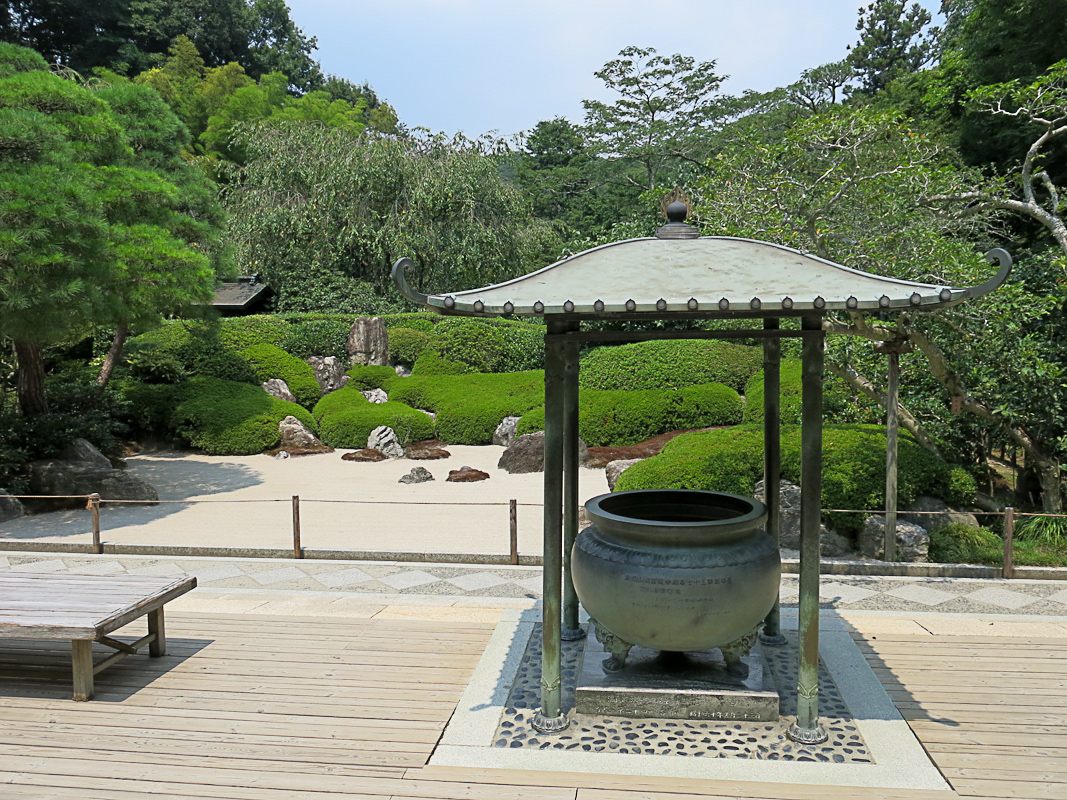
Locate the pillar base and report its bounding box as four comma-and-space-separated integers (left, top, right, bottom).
786, 721, 829, 745
759, 632, 787, 647
531, 711, 570, 734
561, 626, 587, 642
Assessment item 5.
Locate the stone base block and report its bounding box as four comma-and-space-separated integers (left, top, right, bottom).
575, 635, 779, 722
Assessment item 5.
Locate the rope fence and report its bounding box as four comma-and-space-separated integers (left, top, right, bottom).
0, 494, 1060, 577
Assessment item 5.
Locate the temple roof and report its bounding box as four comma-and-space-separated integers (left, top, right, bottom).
393, 218, 1012, 319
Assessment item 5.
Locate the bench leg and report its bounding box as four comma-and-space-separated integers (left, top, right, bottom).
148, 606, 166, 657
72, 640, 94, 701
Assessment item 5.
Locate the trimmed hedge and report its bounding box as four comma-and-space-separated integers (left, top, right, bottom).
515, 382, 743, 447
172, 377, 314, 455
346, 365, 399, 390
389, 327, 432, 366
579, 340, 762, 393
386, 371, 544, 444
743, 360, 802, 424
239, 343, 322, 409
218, 315, 293, 352
615, 424, 977, 534
279, 318, 351, 362
312, 387, 435, 448
411, 350, 471, 376
125, 322, 257, 384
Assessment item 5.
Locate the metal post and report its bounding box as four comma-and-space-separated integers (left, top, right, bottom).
292, 495, 302, 558
561, 330, 584, 641
89, 493, 102, 555
885, 351, 899, 562
1003, 507, 1015, 579
788, 315, 828, 745
533, 320, 568, 734
509, 499, 518, 565
761, 319, 786, 646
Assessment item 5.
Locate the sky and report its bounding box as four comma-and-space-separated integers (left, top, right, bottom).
284, 0, 945, 139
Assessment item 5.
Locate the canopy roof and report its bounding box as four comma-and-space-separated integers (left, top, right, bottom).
393, 219, 1012, 319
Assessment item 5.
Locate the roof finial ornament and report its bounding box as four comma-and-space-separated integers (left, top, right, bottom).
656, 190, 699, 240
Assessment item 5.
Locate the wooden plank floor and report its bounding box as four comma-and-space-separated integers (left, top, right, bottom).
0, 612, 1062, 799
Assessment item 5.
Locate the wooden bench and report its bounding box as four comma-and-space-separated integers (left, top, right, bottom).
0, 571, 197, 700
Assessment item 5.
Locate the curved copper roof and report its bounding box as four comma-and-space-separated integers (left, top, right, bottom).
394, 233, 1011, 318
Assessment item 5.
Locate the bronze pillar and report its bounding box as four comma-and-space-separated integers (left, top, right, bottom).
562, 327, 584, 641
761, 318, 786, 646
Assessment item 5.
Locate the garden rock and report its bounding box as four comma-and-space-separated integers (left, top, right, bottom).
394, 365, 412, 377
753, 478, 852, 557
399, 466, 434, 484
447, 466, 490, 482
262, 378, 297, 403
368, 426, 404, 459
405, 443, 450, 460
361, 388, 388, 404
860, 516, 929, 562
274, 416, 333, 456
346, 317, 389, 366
306, 356, 349, 395
0, 491, 25, 522
342, 448, 387, 462
605, 459, 643, 491
27, 438, 158, 508
901, 495, 979, 533
492, 416, 521, 448
497, 431, 590, 474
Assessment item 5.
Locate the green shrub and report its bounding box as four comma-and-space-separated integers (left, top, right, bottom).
218, 315, 293, 351
615, 424, 976, 534
116, 380, 184, 440
313, 388, 434, 448
579, 340, 762, 393
744, 360, 802, 424
379, 312, 437, 331
515, 382, 743, 447
1015, 514, 1067, 546
387, 371, 544, 444
346, 365, 399, 390
389, 327, 432, 366
411, 350, 471, 376
239, 343, 321, 408
126, 322, 257, 384
929, 524, 1002, 565
279, 318, 351, 361
417, 318, 545, 373
172, 377, 314, 455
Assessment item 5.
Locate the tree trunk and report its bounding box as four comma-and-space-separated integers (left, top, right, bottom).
14, 340, 48, 416
97, 323, 128, 387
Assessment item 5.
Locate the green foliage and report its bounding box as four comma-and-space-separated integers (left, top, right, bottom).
743, 361, 802, 424
1015, 515, 1067, 546
615, 424, 975, 534
172, 376, 312, 455
0, 43, 47, 78
411, 350, 471, 376
224, 123, 563, 312
312, 388, 434, 448
278, 318, 351, 361
579, 340, 762, 394
217, 315, 293, 351
238, 343, 321, 408
345, 365, 397, 390
387, 371, 544, 445
378, 313, 437, 331
125, 322, 258, 384
432, 319, 545, 373
929, 524, 1002, 565
115, 379, 184, 440
847, 0, 938, 96
388, 328, 432, 367
516, 383, 743, 447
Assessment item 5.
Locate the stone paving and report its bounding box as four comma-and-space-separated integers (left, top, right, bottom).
3, 550, 1067, 615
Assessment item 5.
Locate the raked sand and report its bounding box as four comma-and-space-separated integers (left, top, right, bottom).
0, 446, 609, 557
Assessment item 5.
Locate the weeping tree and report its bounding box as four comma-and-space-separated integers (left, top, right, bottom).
223, 122, 563, 311
696, 106, 1067, 511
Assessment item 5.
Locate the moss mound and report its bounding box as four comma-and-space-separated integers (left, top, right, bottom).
312, 387, 434, 448
239, 343, 321, 408
579, 340, 762, 393
515, 383, 743, 447
615, 424, 977, 534
386, 371, 543, 445
172, 377, 314, 455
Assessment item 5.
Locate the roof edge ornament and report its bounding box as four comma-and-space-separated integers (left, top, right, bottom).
655, 200, 699, 240
392, 257, 430, 306
957, 248, 1013, 301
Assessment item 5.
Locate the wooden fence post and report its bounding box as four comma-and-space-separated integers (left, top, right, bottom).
1003, 507, 1014, 579
292, 495, 302, 559
509, 499, 518, 565
89, 493, 102, 554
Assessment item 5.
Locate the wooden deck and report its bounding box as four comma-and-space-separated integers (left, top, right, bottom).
0, 611, 1061, 799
